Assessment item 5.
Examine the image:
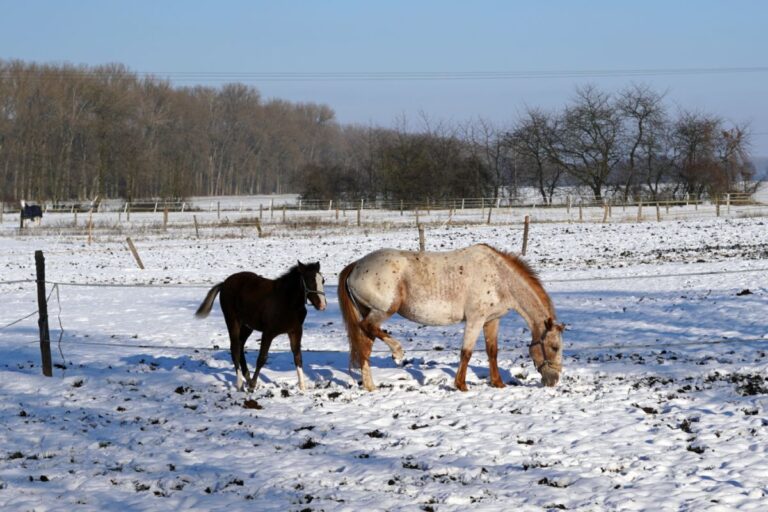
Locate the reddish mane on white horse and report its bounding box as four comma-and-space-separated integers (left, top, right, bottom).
338, 244, 564, 391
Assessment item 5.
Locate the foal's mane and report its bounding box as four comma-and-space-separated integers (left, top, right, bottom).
479, 244, 553, 312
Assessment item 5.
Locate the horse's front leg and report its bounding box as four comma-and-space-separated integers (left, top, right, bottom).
483, 318, 505, 388
455, 319, 484, 391
288, 328, 307, 391
248, 333, 275, 391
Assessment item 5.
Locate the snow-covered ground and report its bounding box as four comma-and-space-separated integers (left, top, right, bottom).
1, 210, 768, 510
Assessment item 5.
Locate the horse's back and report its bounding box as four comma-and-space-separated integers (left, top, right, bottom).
220, 272, 274, 315
349, 246, 494, 325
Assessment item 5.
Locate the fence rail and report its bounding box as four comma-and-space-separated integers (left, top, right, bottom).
3, 193, 768, 239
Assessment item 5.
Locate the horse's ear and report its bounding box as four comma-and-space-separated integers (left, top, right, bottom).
297, 261, 306, 272
556, 322, 566, 332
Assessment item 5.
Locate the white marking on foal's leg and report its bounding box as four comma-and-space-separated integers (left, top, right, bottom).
236, 368, 244, 391
296, 367, 307, 391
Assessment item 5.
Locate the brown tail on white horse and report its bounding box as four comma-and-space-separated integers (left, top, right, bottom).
338, 262, 374, 371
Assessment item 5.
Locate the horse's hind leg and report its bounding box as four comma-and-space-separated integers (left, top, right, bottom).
248, 332, 275, 391
225, 320, 246, 391
483, 319, 505, 388
361, 310, 405, 365
238, 326, 253, 387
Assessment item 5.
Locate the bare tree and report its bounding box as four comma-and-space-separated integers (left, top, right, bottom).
507, 108, 565, 203
548, 85, 624, 201
616, 84, 667, 201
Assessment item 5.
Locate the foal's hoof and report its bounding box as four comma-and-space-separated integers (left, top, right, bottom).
454, 380, 469, 392
392, 349, 406, 366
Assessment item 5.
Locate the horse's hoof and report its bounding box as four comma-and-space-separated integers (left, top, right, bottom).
454, 381, 469, 392
490, 380, 506, 389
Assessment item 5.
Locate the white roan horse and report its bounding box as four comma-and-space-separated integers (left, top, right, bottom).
338, 244, 564, 391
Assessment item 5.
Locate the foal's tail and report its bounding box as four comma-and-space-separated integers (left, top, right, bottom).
195, 283, 223, 319
338, 261, 370, 369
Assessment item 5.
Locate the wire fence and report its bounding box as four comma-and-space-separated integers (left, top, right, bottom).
1, 266, 766, 359
3, 192, 767, 238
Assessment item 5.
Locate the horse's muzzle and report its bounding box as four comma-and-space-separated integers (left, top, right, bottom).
540, 367, 560, 387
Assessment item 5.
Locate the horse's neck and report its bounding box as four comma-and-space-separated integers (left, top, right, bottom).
276, 270, 303, 304
499, 265, 553, 339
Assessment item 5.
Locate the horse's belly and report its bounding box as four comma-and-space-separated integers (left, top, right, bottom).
398, 300, 464, 326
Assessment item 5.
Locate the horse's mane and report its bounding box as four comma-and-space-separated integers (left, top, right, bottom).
277, 265, 301, 281
478, 244, 554, 312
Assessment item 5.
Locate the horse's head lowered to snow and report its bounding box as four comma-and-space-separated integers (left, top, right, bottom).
530, 318, 565, 387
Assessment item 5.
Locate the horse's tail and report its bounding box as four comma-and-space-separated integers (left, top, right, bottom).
338, 261, 370, 369
195, 283, 223, 319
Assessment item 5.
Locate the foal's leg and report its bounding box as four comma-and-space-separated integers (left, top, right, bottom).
248, 332, 275, 391
288, 328, 307, 391
455, 319, 484, 391
224, 317, 247, 391
238, 326, 253, 387
483, 319, 505, 388
361, 310, 405, 365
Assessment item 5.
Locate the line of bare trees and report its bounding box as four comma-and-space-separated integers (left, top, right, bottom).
0, 60, 757, 205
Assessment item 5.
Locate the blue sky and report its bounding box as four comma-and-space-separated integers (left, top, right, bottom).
1, 0, 767, 155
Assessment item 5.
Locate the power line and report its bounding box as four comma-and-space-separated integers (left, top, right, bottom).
3, 66, 768, 83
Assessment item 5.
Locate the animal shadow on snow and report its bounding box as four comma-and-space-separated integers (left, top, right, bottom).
208, 347, 352, 389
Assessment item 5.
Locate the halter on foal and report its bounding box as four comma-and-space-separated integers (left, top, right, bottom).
338, 244, 564, 391
195, 262, 326, 391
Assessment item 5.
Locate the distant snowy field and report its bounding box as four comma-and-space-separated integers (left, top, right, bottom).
1, 206, 768, 510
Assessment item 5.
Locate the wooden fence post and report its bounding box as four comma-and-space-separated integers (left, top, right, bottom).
486, 203, 493, 224
255, 218, 263, 237
126, 237, 145, 270
163, 207, 169, 230
282, 205, 287, 223
0, 202, 4, 223
193, 215, 200, 238
400, 199, 404, 216
636, 201, 643, 223
259, 204, 263, 220
35, 251, 53, 377
716, 198, 720, 217
418, 224, 425, 252
656, 203, 661, 222
521, 215, 530, 256
356, 206, 361, 226
87, 210, 94, 244
217, 201, 221, 220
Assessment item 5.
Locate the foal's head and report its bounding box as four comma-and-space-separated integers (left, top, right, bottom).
530, 318, 564, 387
297, 261, 327, 311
